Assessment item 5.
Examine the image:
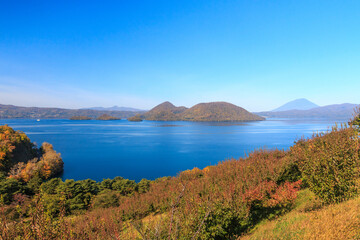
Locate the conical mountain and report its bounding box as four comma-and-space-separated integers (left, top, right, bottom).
272, 98, 318, 112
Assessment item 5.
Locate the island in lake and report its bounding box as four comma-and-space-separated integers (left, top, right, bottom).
70, 114, 120, 120
134, 101, 265, 122
127, 115, 143, 122
70, 116, 92, 120
96, 114, 120, 120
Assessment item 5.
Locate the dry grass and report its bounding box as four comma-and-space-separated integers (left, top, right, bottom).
118, 212, 167, 239
239, 189, 360, 240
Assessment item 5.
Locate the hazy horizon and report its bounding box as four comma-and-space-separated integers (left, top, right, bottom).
1, 1, 360, 111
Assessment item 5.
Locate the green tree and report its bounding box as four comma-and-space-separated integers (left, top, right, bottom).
291, 125, 360, 203
0, 177, 26, 204
92, 190, 119, 209
78, 179, 99, 195
137, 178, 151, 193
40, 178, 62, 195
112, 177, 137, 195
26, 172, 43, 194
56, 179, 92, 212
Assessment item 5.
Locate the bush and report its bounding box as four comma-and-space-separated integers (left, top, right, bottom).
0, 125, 35, 172
92, 190, 119, 209
137, 178, 151, 193
276, 156, 302, 185
26, 173, 43, 194
201, 203, 250, 239
349, 106, 360, 128
111, 177, 137, 195
291, 125, 360, 203
8, 142, 63, 182
39, 142, 64, 179
78, 179, 99, 195
100, 177, 137, 196
0, 177, 26, 204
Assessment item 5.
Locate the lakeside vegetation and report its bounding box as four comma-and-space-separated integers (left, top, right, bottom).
0, 111, 359, 239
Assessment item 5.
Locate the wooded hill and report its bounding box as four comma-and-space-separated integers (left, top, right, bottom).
0, 125, 63, 182
0, 104, 143, 119
138, 101, 265, 121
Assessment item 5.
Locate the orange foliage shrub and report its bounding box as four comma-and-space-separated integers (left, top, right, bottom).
65, 149, 301, 239
0, 125, 32, 171
9, 142, 63, 182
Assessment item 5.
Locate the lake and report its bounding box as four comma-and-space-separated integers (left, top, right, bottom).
0, 118, 347, 182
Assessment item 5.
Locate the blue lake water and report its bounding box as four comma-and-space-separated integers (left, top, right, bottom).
0, 118, 347, 182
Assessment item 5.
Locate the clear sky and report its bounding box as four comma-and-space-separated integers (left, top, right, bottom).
1, 0, 360, 111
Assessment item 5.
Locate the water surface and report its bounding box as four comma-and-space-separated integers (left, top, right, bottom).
0, 118, 346, 182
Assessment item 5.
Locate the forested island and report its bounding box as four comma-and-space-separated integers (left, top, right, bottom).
135, 101, 265, 121
1, 110, 360, 239
69, 114, 120, 120
127, 115, 143, 122
70, 116, 92, 120
96, 114, 120, 120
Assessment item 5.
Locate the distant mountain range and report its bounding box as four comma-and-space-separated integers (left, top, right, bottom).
0, 104, 142, 119
258, 103, 359, 119
272, 98, 319, 112
1, 99, 358, 121
82, 106, 145, 112
137, 101, 265, 122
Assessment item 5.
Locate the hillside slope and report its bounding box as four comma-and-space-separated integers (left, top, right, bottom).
240, 189, 360, 240
181, 102, 265, 121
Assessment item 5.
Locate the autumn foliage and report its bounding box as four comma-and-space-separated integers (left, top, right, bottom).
48, 149, 302, 239
9, 142, 63, 182
0, 125, 34, 172
1, 120, 360, 239
291, 124, 360, 203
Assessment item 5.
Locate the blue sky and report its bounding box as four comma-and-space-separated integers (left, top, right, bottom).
1, 0, 360, 111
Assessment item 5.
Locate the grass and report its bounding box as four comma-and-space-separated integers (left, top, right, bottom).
120, 212, 167, 239
239, 189, 360, 240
